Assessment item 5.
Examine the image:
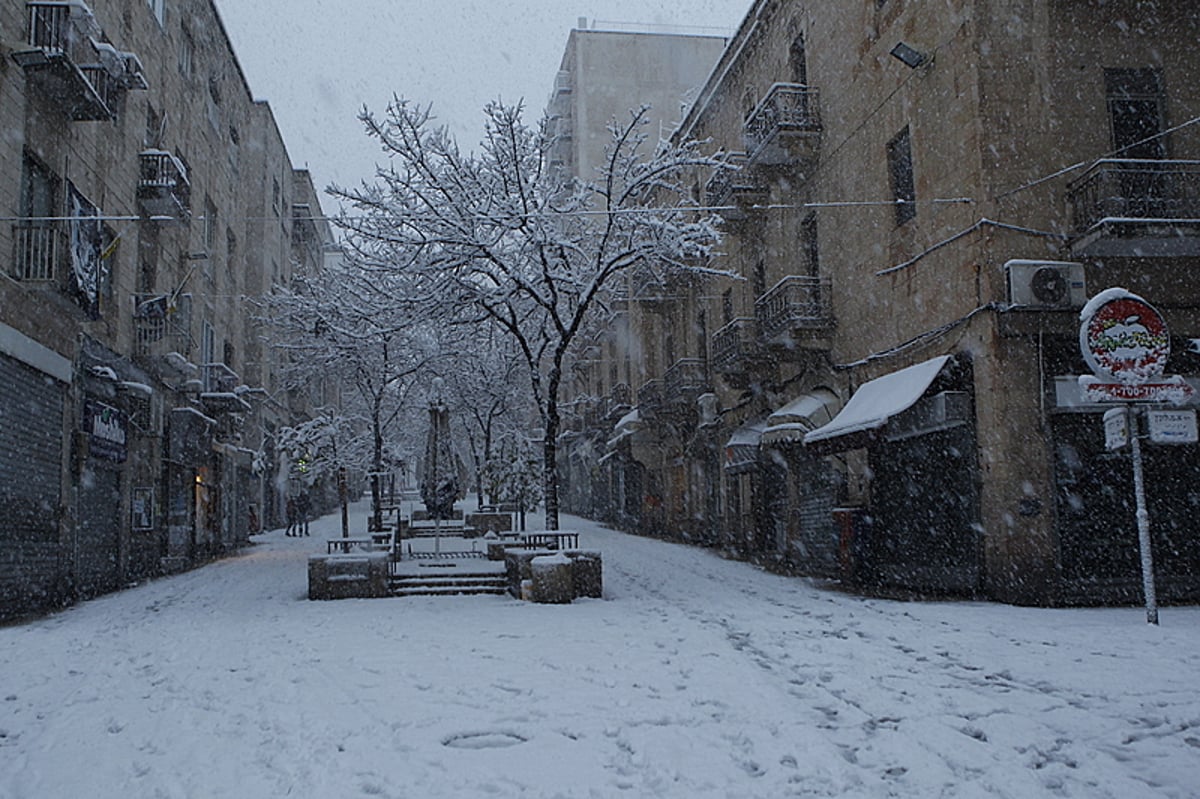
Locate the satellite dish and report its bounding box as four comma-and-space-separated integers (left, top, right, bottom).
1031, 267, 1068, 304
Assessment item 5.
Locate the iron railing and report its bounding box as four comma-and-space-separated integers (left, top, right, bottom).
1068, 159, 1200, 231
11, 223, 63, 281
744, 83, 821, 163
711, 317, 759, 372
755, 276, 832, 343
664, 358, 708, 400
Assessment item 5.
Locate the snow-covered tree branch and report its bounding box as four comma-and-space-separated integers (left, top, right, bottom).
333, 99, 726, 529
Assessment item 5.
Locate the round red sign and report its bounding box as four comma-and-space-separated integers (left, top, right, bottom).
1080, 290, 1170, 384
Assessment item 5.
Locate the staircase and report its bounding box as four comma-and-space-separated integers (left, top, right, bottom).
389, 566, 509, 597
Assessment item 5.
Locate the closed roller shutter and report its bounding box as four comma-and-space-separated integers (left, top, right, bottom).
0, 353, 66, 610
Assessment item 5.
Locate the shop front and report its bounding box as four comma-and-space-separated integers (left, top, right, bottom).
805, 355, 983, 595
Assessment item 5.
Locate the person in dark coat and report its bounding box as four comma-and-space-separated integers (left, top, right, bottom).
285, 496, 298, 536
296, 491, 311, 536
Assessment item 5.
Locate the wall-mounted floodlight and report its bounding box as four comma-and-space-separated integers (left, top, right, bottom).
890, 42, 927, 68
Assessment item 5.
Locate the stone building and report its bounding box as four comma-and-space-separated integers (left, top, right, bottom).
589, 0, 1200, 605
0, 0, 331, 617
542, 20, 729, 529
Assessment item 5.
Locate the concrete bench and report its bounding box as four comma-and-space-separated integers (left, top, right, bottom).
308, 552, 390, 600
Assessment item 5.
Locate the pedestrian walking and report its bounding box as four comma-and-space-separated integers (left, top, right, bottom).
286, 496, 298, 536
296, 491, 311, 536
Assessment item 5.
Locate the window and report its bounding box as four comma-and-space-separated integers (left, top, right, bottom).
178, 25, 194, 79
722, 288, 734, 326
1105, 68, 1166, 159
201, 321, 216, 389
14, 154, 61, 281
226, 227, 237, 271
789, 32, 808, 86
887, 126, 916, 225
272, 177, 281, 217
148, 0, 165, 26
742, 87, 757, 120
203, 198, 218, 251
753, 257, 766, 299
144, 104, 164, 148
206, 76, 221, 131
802, 212, 819, 277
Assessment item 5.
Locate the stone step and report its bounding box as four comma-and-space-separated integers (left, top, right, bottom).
391, 585, 508, 597
389, 572, 509, 598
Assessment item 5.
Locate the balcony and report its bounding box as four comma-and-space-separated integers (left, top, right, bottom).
606, 382, 632, 421
704, 153, 768, 223
1068, 159, 1200, 257
11, 2, 144, 121
664, 358, 708, 404
138, 150, 191, 223
637, 378, 664, 416
11, 223, 65, 282
755, 276, 833, 352
134, 293, 195, 370
744, 83, 821, 168
291, 203, 319, 246
711, 317, 764, 383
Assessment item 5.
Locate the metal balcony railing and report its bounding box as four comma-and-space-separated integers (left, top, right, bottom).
744, 83, 821, 166
637, 378, 663, 414
138, 150, 191, 221
705, 152, 767, 209
609, 382, 632, 410
203, 362, 240, 394
711, 317, 759, 372
11, 223, 64, 282
664, 358, 707, 400
14, 2, 127, 121
1068, 159, 1200, 232
134, 293, 193, 359
755, 276, 832, 343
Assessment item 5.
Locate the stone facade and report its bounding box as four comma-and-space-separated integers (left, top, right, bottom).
0, 0, 332, 617
573, 0, 1200, 605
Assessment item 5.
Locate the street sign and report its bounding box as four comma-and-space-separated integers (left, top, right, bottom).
1148, 409, 1199, 445
1104, 407, 1129, 451
1078, 287, 1182, 626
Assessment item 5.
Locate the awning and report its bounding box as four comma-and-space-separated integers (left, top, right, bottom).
724, 418, 767, 474
762, 389, 840, 446
607, 408, 640, 449
804, 355, 952, 452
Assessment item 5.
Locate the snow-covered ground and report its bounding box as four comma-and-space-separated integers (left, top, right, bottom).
2, 502, 1198, 798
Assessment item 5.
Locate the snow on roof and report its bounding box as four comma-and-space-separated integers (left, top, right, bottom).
763, 389, 840, 445
805, 355, 951, 447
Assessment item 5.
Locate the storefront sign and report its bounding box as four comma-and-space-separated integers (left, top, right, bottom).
1148, 409, 1198, 445
1080, 378, 1195, 405
1080, 289, 1170, 383
84, 398, 127, 462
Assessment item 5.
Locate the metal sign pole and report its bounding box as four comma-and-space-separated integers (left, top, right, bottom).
1127, 406, 1159, 625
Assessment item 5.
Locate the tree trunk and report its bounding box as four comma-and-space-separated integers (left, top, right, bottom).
543, 388, 561, 531
371, 398, 383, 532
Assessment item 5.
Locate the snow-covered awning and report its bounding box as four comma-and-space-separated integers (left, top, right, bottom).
762, 389, 840, 446
804, 355, 952, 453
607, 408, 641, 449
724, 418, 767, 474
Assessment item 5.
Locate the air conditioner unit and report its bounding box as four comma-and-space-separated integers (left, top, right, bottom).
1005, 260, 1087, 308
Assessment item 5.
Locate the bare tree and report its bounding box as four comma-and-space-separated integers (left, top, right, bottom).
335, 100, 724, 529
258, 256, 445, 531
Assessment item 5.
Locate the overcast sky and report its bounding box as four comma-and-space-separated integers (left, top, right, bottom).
213, 1, 750, 209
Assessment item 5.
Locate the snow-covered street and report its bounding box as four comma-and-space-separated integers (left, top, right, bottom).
2, 503, 1198, 798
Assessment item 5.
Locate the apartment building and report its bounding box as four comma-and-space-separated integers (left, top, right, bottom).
543, 21, 729, 528
0, 0, 331, 617
591, 0, 1200, 605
